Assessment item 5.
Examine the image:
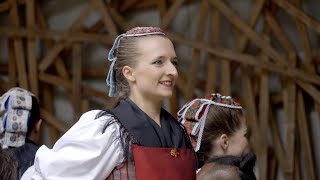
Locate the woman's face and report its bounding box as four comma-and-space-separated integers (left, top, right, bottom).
128, 35, 178, 100
227, 117, 250, 157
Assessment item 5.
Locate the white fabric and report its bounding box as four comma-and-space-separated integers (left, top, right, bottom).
21, 110, 125, 180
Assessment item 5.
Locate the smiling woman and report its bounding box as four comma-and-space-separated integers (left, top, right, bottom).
21, 27, 196, 180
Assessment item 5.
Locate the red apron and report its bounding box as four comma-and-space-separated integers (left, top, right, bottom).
132, 144, 196, 180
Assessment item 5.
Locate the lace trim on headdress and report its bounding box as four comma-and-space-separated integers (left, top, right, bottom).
106, 27, 165, 97
95, 109, 138, 161
177, 93, 242, 152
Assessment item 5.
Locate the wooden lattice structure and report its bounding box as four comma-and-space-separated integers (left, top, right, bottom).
0, 0, 319, 179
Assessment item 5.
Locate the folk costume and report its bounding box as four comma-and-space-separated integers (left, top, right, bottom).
21, 27, 196, 180
0, 87, 40, 179
178, 93, 256, 179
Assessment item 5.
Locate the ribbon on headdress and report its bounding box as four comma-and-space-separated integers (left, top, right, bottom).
177, 93, 242, 152
0, 87, 33, 148
106, 27, 165, 97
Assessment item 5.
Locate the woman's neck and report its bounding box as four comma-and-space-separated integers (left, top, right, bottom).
128, 94, 162, 126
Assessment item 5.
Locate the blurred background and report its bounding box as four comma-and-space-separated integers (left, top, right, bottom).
0, 0, 319, 179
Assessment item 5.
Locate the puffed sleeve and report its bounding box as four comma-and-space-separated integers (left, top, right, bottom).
22, 110, 125, 180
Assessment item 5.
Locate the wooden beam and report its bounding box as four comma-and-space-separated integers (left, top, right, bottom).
272, 0, 320, 34
26, 0, 38, 97
35, 3, 70, 79
9, 0, 28, 89
186, 0, 209, 100
265, 11, 295, 52
39, 42, 71, 72
119, 0, 139, 12
93, 0, 118, 36
72, 43, 82, 122
282, 80, 296, 178
269, 109, 289, 175
7, 39, 17, 87
0, 26, 115, 45
40, 108, 69, 133
38, 72, 110, 101
205, 9, 219, 94
160, 0, 185, 29
166, 31, 320, 86
208, 0, 288, 67
42, 85, 59, 144
293, 0, 316, 72
297, 92, 316, 180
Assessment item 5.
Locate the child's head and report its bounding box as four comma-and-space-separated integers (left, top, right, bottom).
197, 163, 241, 180
0, 87, 42, 148
178, 93, 250, 160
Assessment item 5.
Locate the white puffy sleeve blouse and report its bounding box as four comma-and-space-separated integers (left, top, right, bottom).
21, 110, 125, 180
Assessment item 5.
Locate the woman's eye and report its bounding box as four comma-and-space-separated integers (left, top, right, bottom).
172, 60, 178, 67
152, 60, 162, 65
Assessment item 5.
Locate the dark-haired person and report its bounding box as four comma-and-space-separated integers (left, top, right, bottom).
0, 146, 18, 180
0, 87, 42, 179
178, 93, 256, 180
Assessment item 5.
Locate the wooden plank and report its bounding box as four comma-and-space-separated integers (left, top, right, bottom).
205, 10, 219, 94
207, 0, 288, 67
0, 26, 115, 45
269, 109, 289, 175
293, 0, 316, 72
186, 0, 209, 100
157, 0, 167, 18
39, 42, 70, 72
293, 144, 301, 180
220, 60, 230, 95
282, 80, 296, 179
70, 1, 95, 31
265, 11, 295, 52
9, 0, 28, 89
8, 39, 17, 87
26, 0, 38, 97
0, 2, 10, 12
119, 0, 139, 12
93, 0, 118, 37
35, 3, 69, 79
237, 0, 265, 52
272, 0, 320, 34
38, 72, 110, 101
40, 108, 69, 133
169, 87, 178, 115
43, 85, 59, 144
296, 81, 320, 107
241, 66, 267, 180
82, 68, 107, 78
160, 0, 185, 29
268, 152, 277, 180
72, 43, 82, 122
0, 0, 25, 12
109, 8, 131, 31
81, 99, 90, 114
166, 31, 320, 86
258, 63, 269, 180
297, 92, 316, 180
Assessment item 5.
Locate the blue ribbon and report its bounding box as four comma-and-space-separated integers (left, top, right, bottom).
106, 34, 125, 97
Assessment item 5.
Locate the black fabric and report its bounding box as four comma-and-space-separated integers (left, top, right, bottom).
205, 152, 257, 180
111, 97, 192, 149
6, 139, 39, 180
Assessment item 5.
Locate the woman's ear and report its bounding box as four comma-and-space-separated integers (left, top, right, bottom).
122, 65, 135, 83
219, 134, 229, 151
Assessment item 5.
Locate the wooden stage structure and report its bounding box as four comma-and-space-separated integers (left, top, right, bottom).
0, 0, 319, 179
